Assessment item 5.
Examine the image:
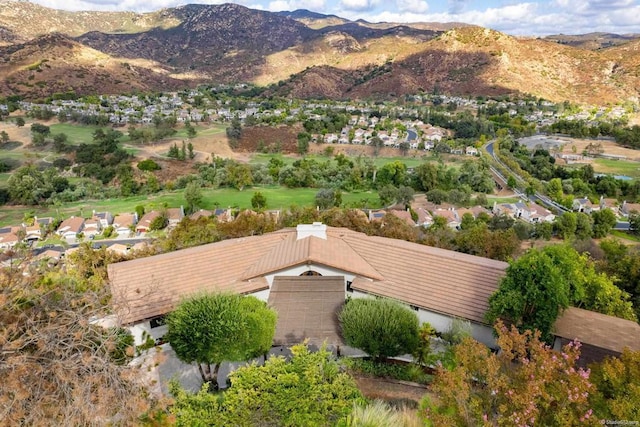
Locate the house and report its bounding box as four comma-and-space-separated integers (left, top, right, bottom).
389, 209, 416, 227
572, 197, 598, 214
0, 232, 19, 250
24, 224, 42, 242
523, 203, 556, 223
106, 243, 130, 256
465, 146, 479, 156
190, 209, 213, 220
599, 198, 619, 216
83, 218, 102, 239
167, 207, 185, 228
56, 217, 85, 241
136, 211, 161, 234
553, 307, 640, 366
433, 208, 460, 229
113, 213, 137, 237
92, 211, 114, 228
414, 208, 433, 227
108, 224, 508, 348
621, 200, 640, 217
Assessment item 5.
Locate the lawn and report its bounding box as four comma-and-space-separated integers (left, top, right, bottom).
0, 186, 381, 227
593, 158, 640, 179
49, 123, 132, 145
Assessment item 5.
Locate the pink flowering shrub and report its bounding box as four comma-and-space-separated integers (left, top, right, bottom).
422, 321, 599, 426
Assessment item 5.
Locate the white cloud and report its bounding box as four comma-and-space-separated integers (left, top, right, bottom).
267, 0, 326, 11
448, 0, 468, 14
339, 0, 380, 12
397, 0, 428, 13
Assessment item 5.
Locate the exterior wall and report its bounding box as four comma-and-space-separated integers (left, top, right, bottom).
349, 290, 497, 348
129, 320, 168, 346
264, 263, 356, 290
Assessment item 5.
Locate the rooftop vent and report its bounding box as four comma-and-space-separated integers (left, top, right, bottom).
296, 222, 327, 240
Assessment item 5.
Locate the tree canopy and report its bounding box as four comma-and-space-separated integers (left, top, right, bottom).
486, 245, 635, 342
339, 297, 419, 360
165, 293, 277, 384
169, 344, 363, 427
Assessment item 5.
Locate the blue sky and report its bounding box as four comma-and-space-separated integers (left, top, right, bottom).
26, 0, 640, 35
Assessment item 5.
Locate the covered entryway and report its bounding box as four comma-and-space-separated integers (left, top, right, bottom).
268, 276, 345, 346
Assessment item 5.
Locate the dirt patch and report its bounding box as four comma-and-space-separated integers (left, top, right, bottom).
235, 124, 302, 154
0, 120, 33, 142
559, 137, 640, 161
353, 375, 430, 405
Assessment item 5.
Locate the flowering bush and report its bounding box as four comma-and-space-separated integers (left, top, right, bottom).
422, 321, 599, 426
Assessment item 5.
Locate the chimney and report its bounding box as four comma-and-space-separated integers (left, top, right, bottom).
296, 222, 327, 240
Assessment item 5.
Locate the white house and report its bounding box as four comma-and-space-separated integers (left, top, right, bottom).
108, 224, 508, 348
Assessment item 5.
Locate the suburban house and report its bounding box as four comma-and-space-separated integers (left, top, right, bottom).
0, 231, 19, 250
389, 209, 416, 227
113, 213, 138, 237
136, 211, 161, 234
572, 197, 599, 214
56, 217, 85, 241
107, 224, 509, 349
493, 201, 555, 223
414, 207, 434, 227
93, 211, 114, 228
621, 200, 640, 217
465, 146, 479, 156
83, 217, 102, 239
24, 224, 42, 242
553, 307, 640, 367
432, 208, 460, 229
167, 207, 185, 228
189, 209, 213, 220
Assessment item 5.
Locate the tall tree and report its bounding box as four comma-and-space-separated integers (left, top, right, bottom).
184, 182, 203, 214
340, 297, 419, 360
165, 293, 277, 385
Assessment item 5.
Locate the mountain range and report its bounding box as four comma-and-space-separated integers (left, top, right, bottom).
1, 1, 639, 105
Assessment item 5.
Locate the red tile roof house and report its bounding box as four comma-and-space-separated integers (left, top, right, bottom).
167, 207, 185, 229
108, 223, 508, 349
83, 217, 102, 239
56, 216, 85, 241
113, 213, 138, 237
136, 211, 161, 234
0, 232, 20, 250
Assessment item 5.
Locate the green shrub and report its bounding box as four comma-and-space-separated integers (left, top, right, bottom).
137, 159, 161, 171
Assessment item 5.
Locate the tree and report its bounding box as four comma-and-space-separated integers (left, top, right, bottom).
184, 182, 203, 214
7, 164, 47, 205
226, 162, 253, 191
0, 130, 8, 143
169, 344, 362, 426
340, 297, 419, 360
487, 245, 636, 342
137, 158, 161, 171
187, 141, 195, 159
315, 188, 342, 209
589, 349, 640, 421
226, 116, 242, 147
377, 185, 398, 206
165, 293, 277, 385
555, 211, 577, 240
485, 247, 573, 342
592, 208, 617, 238
396, 185, 414, 206
15, 117, 25, 127
251, 191, 267, 210
0, 253, 155, 424
424, 321, 598, 426
185, 120, 197, 138
297, 132, 310, 154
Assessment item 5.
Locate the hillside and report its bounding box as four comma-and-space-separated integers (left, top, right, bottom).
0, 33, 186, 99
0, 2, 639, 105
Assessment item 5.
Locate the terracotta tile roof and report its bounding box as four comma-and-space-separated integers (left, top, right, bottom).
268, 276, 344, 346
137, 211, 160, 231
241, 232, 384, 281
553, 307, 640, 353
108, 227, 507, 325
346, 235, 507, 324
389, 209, 416, 226
113, 213, 136, 228
190, 209, 213, 220
57, 216, 85, 234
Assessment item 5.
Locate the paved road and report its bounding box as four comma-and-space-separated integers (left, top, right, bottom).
485, 140, 630, 230
33, 237, 153, 256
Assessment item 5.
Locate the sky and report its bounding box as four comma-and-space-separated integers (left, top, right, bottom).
22, 0, 640, 36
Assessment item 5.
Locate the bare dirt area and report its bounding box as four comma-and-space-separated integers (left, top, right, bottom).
236, 124, 302, 154
560, 137, 640, 161
0, 120, 32, 142
353, 375, 430, 405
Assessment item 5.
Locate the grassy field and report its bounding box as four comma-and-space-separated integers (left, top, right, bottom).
593, 158, 640, 179
49, 123, 132, 145
0, 186, 381, 227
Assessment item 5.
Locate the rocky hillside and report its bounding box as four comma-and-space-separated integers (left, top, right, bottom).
0, 2, 639, 105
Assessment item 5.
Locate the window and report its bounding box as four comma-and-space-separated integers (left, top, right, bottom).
149, 315, 166, 329
346, 281, 353, 292
409, 304, 419, 312
300, 270, 322, 276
